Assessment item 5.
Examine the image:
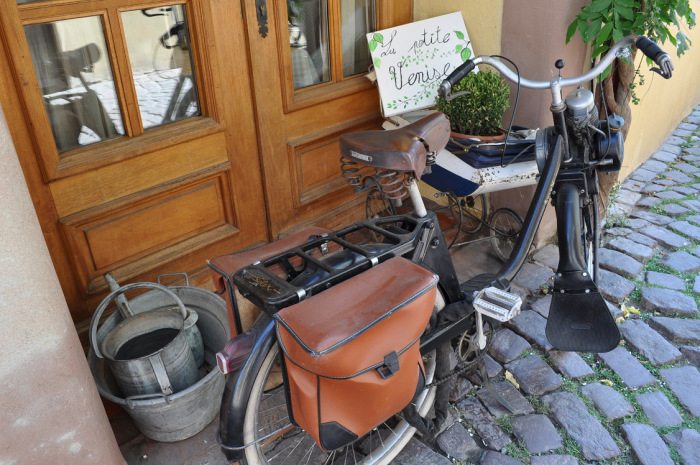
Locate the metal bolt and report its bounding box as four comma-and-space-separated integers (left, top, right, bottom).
557, 273, 562, 277
431, 238, 440, 247
582, 272, 588, 277
580, 189, 585, 194
585, 289, 590, 293
560, 290, 565, 294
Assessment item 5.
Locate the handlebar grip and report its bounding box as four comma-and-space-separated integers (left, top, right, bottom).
636, 37, 673, 78
438, 60, 476, 99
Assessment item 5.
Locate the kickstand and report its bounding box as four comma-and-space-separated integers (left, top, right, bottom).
478, 360, 517, 414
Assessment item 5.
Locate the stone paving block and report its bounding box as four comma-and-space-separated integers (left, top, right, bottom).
476, 381, 534, 418
680, 345, 700, 366
606, 299, 624, 320
607, 236, 654, 262
660, 366, 700, 416
652, 149, 679, 162
456, 397, 511, 451
661, 141, 683, 154
548, 350, 594, 379
542, 391, 620, 462
489, 328, 531, 363
510, 414, 562, 454
636, 196, 663, 208
664, 429, 700, 465
674, 128, 694, 137
581, 382, 634, 420
449, 376, 474, 402
597, 346, 657, 389
598, 247, 643, 279
436, 422, 482, 463
695, 275, 700, 293
616, 188, 642, 206
640, 225, 690, 249
392, 437, 452, 465
597, 269, 636, 304
673, 162, 700, 173
505, 355, 562, 396
641, 182, 667, 194
640, 159, 670, 173
644, 270, 686, 290
626, 217, 651, 229
660, 250, 700, 273
655, 190, 687, 201
669, 220, 700, 241
480, 451, 523, 465
630, 168, 659, 182
529, 293, 551, 318
683, 199, 700, 212
628, 231, 658, 248
679, 121, 698, 131
483, 354, 503, 378
693, 246, 700, 258
621, 423, 674, 465
641, 287, 698, 316
532, 244, 558, 270
505, 310, 552, 351
512, 263, 554, 295
647, 316, 700, 345
621, 179, 641, 191
663, 169, 693, 184
529, 455, 578, 465
635, 391, 683, 427
673, 185, 698, 195
618, 319, 682, 365
688, 214, 700, 225
662, 203, 691, 216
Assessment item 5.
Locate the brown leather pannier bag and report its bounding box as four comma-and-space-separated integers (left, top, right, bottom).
275, 256, 438, 451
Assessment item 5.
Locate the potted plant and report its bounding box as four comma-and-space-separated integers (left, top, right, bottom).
435, 69, 510, 141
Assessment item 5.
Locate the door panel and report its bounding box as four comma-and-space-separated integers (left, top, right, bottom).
244, 0, 411, 237
0, 0, 268, 330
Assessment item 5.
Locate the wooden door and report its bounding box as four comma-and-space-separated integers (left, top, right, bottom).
0, 0, 267, 336
242, 0, 412, 237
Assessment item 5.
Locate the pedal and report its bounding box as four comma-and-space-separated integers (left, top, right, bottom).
473, 287, 522, 322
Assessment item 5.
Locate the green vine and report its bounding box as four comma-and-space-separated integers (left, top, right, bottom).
566, 0, 696, 83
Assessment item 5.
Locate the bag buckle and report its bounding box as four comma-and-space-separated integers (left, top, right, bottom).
377, 351, 400, 379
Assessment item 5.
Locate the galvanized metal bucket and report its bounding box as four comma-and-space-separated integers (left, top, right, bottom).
89, 283, 198, 397
88, 283, 229, 442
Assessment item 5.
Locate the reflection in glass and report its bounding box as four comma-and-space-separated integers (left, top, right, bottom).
122, 6, 200, 129
288, 0, 331, 90
341, 0, 375, 78
25, 17, 124, 153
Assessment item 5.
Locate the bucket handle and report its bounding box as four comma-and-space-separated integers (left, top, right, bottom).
124, 392, 174, 409
157, 272, 190, 287
89, 282, 188, 359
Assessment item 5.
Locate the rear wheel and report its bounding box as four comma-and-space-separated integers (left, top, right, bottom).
489, 208, 523, 262
455, 194, 488, 234
240, 291, 447, 465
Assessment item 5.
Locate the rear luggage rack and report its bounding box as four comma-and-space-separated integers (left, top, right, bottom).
233, 213, 437, 313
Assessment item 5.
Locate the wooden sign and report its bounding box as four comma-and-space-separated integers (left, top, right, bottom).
367, 12, 475, 117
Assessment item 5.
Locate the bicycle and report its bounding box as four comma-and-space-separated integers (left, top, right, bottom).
212, 34, 672, 465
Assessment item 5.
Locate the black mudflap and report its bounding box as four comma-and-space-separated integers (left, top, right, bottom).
545, 271, 620, 352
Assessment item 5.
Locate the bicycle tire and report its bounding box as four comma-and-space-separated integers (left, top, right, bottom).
489, 207, 523, 262
239, 290, 447, 465
454, 194, 488, 234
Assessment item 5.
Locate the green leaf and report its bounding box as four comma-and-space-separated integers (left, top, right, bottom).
368, 39, 377, 52
461, 48, 471, 61
373, 33, 384, 44
596, 22, 614, 46
612, 27, 624, 43
566, 19, 579, 43
373, 58, 381, 69
592, 44, 610, 58
614, 0, 638, 7
456, 44, 463, 53
586, 0, 612, 13
617, 5, 635, 20
601, 63, 612, 80
455, 30, 465, 40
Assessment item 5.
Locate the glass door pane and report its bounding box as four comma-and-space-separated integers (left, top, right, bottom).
25, 17, 125, 153
340, 0, 375, 78
122, 6, 200, 129
288, 0, 331, 90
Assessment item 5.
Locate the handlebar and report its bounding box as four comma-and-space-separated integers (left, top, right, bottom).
439, 35, 672, 105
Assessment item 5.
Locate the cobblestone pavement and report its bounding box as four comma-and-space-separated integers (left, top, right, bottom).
393, 108, 700, 465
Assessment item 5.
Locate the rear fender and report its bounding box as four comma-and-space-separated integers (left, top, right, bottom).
218, 313, 276, 462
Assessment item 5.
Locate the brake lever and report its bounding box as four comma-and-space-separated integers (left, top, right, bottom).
650, 55, 673, 79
